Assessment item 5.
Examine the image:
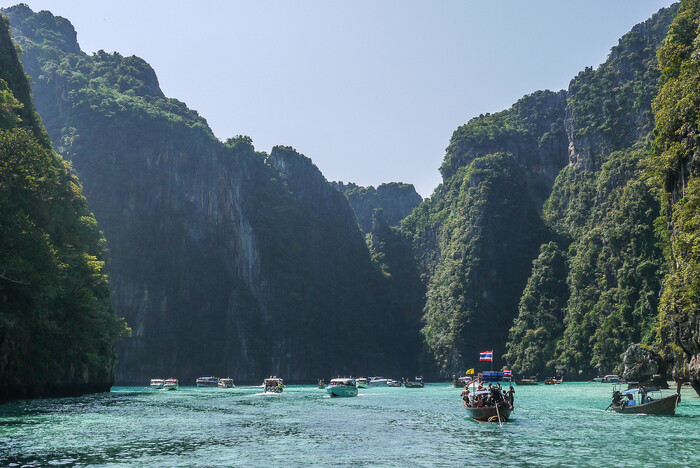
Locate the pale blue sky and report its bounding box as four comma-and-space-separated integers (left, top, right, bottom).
4, 1, 675, 197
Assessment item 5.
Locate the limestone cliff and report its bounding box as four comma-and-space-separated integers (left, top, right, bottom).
3, 5, 421, 383
332, 181, 422, 233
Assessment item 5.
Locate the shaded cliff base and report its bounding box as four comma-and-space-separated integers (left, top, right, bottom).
0, 383, 112, 403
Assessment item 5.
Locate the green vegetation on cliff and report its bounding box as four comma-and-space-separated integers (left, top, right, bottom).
398, 4, 678, 378
503, 242, 569, 376
402, 152, 548, 373
0, 15, 128, 400
504, 5, 676, 379
552, 150, 665, 376
650, 0, 700, 392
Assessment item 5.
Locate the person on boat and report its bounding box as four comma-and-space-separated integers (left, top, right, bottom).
461, 386, 470, 402
489, 385, 502, 404
639, 386, 647, 404
620, 393, 634, 408
611, 390, 624, 409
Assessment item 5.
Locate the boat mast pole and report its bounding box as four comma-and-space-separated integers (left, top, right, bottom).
494, 397, 503, 427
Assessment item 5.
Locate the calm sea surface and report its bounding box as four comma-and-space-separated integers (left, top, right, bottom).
1, 383, 698, 467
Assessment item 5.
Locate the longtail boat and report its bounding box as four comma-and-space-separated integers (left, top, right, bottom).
404, 376, 425, 388
515, 377, 538, 386
609, 387, 680, 415
461, 375, 515, 423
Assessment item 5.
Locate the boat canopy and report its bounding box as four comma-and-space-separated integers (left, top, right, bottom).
481, 371, 504, 382
330, 378, 356, 385
469, 390, 490, 396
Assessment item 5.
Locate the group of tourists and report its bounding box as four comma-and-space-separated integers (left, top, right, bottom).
461, 380, 515, 409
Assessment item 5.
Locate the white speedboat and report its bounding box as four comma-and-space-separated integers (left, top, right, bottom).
196, 376, 219, 387
263, 377, 284, 393
327, 378, 358, 397
368, 376, 390, 387
149, 378, 164, 389
218, 378, 235, 388
355, 377, 369, 389
163, 378, 178, 390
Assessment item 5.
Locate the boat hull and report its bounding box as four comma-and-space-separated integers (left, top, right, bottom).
327, 386, 358, 397
515, 380, 538, 386
462, 400, 512, 422
611, 395, 679, 415
404, 382, 424, 388
196, 382, 218, 387
368, 380, 389, 387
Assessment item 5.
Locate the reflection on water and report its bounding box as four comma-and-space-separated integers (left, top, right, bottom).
1, 383, 698, 466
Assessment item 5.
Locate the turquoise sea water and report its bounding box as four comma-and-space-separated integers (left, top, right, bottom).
1, 383, 698, 467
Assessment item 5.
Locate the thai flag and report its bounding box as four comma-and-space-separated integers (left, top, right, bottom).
503, 369, 512, 377
479, 350, 493, 361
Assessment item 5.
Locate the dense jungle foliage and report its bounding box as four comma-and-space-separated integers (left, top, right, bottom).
650, 0, 700, 390
0, 15, 128, 400
402, 152, 548, 373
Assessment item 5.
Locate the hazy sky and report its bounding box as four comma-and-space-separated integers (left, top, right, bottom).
4, 0, 675, 197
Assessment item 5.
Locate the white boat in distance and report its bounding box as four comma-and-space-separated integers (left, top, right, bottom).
218, 378, 235, 388
355, 377, 369, 388
150, 379, 164, 389
368, 376, 390, 387
264, 377, 284, 393
327, 378, 358, 397
164, 378, 178, 390
196, 376, 219, 387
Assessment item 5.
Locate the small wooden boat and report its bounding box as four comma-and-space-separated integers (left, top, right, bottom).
404, 376, 425, 388
263, 377, 284, 393
515, 377, 539, 386
327, 378, 358, 397
218, 378, 235, 388
163, 378, 178, 390
609, 387, 680, 415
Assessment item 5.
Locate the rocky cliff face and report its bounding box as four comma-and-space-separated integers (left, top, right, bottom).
332, 181, 422, 232
3, 5, 421, 383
